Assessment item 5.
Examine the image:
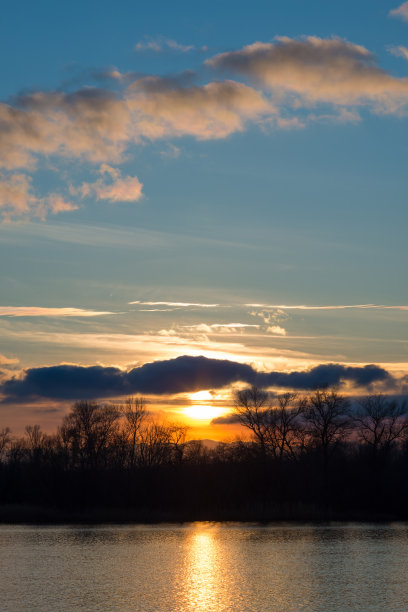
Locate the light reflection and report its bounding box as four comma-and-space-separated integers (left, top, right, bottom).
179, 523, 232, 611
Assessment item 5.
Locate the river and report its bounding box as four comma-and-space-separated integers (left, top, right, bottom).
1, 523, 408, 611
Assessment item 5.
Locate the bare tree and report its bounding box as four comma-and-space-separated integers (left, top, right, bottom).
234, 387, 307, 460
138, 422, 173, 468
168, 422, 190, 464
0, 427, 12, 463
59, 401, 120, 469
303, 388, 351, 472
24, 425, 47, 462
266, 393, 307, 460
354, 394, 408, 458
119, 396, 147, 468
234, 386, 270, 456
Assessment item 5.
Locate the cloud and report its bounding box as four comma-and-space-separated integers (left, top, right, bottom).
135, 37, 195, 53
127, 78, 273, 140
0, 79, 271, 219
160, 143, 181, 159
0, 172, 77, 220
73, 165, 143, 203
0, 307, 113, 317
389, 45, 408, 61
179, 323, 260, 334
245, 303, 408, 311
0, 173, 37, 218
0, 354, 19, 365
0, 355, 394, 403
130, 301, 220, 308
3, 36, 408, 220
0, 88, 131, 170
267, 325, 287, 336
46, 195, 78, 214
390, 2, 408, 20
211, 413, 242, 425
0, 354, 19, 384
207, 36, 408, 114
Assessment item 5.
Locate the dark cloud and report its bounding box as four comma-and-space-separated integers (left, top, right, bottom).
256, 363, 391, 390
0, 356, 394, 403
211, 413, 242, 425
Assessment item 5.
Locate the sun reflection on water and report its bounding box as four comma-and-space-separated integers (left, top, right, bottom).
178, 523, 232, 611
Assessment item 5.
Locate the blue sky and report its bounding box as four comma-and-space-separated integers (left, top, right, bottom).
1, 0, 408, 433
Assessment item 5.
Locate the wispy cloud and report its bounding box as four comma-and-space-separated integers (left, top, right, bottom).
0, 307, 114, 317
0, 354, 18, 365
390, 2, 408, 21
130, 301, 220, 308
389, 45, 408, 61
135, 37, 195, 54
245, 303, 408, 311
180, 323, 260, 333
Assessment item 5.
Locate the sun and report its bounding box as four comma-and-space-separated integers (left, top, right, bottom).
190, 391, 213, 401
184, 390, 228, 421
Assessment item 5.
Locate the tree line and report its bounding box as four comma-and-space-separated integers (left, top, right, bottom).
1, 388, 408, 522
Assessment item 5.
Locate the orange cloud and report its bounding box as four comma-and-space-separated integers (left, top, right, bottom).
0, 173, 77, 220
207, 36, 408, 114
75, 165, 143, 203
128, 79, 273, 140
1, 39, 408, 221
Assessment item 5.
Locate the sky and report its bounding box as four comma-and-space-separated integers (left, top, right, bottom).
1, 0, 408, 437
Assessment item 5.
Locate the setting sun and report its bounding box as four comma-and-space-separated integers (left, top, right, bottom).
189, 390, 213, 401
184, 404, 227, 421
184, 391, 229, 421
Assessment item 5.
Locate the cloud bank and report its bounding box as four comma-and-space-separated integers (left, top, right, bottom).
0, 355, 394, 403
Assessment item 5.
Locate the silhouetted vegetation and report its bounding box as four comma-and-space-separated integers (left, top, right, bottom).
1, 389, 408, 523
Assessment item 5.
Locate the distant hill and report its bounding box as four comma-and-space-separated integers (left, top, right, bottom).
187, 439, 221, 450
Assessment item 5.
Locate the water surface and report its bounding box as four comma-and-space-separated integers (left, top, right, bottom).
1, 523, 408, 611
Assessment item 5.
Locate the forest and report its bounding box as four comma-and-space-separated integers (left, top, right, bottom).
1, 388, 408, 523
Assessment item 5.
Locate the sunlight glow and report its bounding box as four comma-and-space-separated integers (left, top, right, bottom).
184, 404, 227, 421
189, 390, 213, 401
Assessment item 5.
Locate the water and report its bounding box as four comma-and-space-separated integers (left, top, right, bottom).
1, 523, 408, 611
